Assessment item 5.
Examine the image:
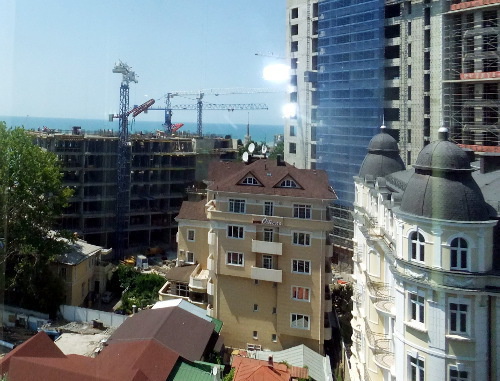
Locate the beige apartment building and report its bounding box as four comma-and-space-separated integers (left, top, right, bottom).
159, 156, 336, 354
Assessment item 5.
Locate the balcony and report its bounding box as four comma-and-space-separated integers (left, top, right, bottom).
367, 278, 395, 317
251, 266, 282, 283
189, 265, 209, 291
207, 254, 215, 271
251, 239, 282, 255
365, 320, 395, 373
207, 278, 214, 296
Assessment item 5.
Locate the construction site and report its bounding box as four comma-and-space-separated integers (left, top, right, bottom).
444, 0, 499, 150
30, 62, 278, 257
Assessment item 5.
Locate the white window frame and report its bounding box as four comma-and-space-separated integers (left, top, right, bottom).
449, 365, 469, 381
292, 259, 311, 275
409, 291, 425, 324
409, 354, 425, 381
242, 176, 259, 185
227, 225, 244, 239
263, 228, 274, 242
264, 201, 274, 216
281, 179, 298, 188
229, 198, 246, 213
292, 286, 311, 302
293, 204, 311, 219
292, 231, 311, 246
263, 254, 273, 269
187, 229, 195, 242
450, 237, 469, 271
227, 251, 244, 266
186, 251, 195, 264
291, 313, 310, 330
410, 231, 425, 263
449, 299, 470, 336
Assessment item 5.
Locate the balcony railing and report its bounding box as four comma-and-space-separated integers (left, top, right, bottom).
250, 266, 282, 283
189, 264, 209, 291
365, 319, 394, 372
251, 239, 282, 255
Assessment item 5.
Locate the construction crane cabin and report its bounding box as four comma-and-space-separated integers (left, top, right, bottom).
112, 61, 154, 259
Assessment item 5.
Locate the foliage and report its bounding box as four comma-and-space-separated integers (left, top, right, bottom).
110, 264, 166, 313
222, 368, 235, 381
0, 122, 72, 317
268, 140, 284, 160
331, 283, 353, 345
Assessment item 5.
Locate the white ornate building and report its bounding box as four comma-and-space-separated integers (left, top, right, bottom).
349, 126, 500, 381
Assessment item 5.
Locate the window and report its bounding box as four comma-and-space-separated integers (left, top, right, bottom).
59, 267, 67, 281
292, 259, 311, 274
264, 228, 274, 242
227, 225, 244, 239
291, 24, 298, 36
242, 176, 259, 185
409, 292, 425, 324
290, 125, 295, 136
291, 7, 298, 19
293, 232, 311, 246
227, 251, 244, 266
409, 355, 424, 381
293, 204, 311, 219
186, 252, 194, 264
264, 201, 274, 216
292, 286, 310, 302
410, 231, 425, 262
253, 304, 258, 312
272, 307, 277, 314
253, 330, 258, 339
272, 334, 277, 342
450, 238, 468, 270
449, 366, 469, 381
291, 313, 310, 330
449, 302, 468, 334
229, 199, 245, 213
289, 142, 296, 154
281, 179, 298, 188
187, 229, 195, 241
263, 255, 273, 269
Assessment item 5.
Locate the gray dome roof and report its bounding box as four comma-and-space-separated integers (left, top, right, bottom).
359, 127, 405, 179
400, 128, 490, 221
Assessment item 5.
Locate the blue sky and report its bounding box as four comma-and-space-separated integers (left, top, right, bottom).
0, 0, 286, 126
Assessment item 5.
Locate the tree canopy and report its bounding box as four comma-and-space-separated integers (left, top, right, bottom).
0, 122, 72, 316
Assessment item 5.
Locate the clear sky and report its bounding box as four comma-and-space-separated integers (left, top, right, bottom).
0, 0, 286, 126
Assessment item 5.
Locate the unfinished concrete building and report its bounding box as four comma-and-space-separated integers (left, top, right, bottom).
33, 129, 237, 254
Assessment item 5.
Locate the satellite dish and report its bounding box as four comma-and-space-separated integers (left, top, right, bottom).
261, 145, 268, 154
248, 143, 255, 154
242, 151, 249, 163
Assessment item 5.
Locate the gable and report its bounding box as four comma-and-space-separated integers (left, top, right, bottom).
238, 172, 263, 186
274, 175, 302, 189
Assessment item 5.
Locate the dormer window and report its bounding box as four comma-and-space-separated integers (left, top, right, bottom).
242, 176, 260, 185
280, 179, 298, 188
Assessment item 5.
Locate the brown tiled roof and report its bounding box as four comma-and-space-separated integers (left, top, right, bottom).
0, 333, 179, 381
164, 264, 197, 282
106, 308, 215, 362
207, 159, 337, 200
176, 199, 208, 221
232, 357, 291, 381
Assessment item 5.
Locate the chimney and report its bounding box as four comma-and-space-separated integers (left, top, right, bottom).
268, 355, 273, 368
276, 155, 286, 166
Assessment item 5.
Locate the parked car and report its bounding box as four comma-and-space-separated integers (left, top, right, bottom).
101, 291, 113, 304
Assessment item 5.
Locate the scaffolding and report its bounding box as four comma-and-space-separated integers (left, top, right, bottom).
443, 2, 499, 147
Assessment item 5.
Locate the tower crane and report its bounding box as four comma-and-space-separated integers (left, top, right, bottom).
152, 88, 281, 135
112, 61, 154, 259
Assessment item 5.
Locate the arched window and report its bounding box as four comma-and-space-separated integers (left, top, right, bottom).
410, 231, 425, 262
450, 237, 468, 270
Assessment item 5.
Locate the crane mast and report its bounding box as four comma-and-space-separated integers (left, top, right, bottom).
112, 61, 137, 260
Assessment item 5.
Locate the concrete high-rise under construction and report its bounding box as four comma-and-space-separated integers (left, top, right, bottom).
285, 0, 499, 205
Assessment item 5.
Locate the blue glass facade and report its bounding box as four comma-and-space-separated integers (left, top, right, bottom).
316, 0, 385, 205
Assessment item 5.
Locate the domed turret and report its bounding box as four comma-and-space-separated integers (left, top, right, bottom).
358, 125, 405, 179
400, 128, 490, 221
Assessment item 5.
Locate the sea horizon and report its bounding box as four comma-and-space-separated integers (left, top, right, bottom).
1, 115, 284, 145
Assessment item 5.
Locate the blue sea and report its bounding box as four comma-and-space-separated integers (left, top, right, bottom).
1, 115, 284, 145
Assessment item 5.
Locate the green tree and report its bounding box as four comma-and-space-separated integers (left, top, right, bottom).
268, 140, 284, 160
0, 122, 72, 316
